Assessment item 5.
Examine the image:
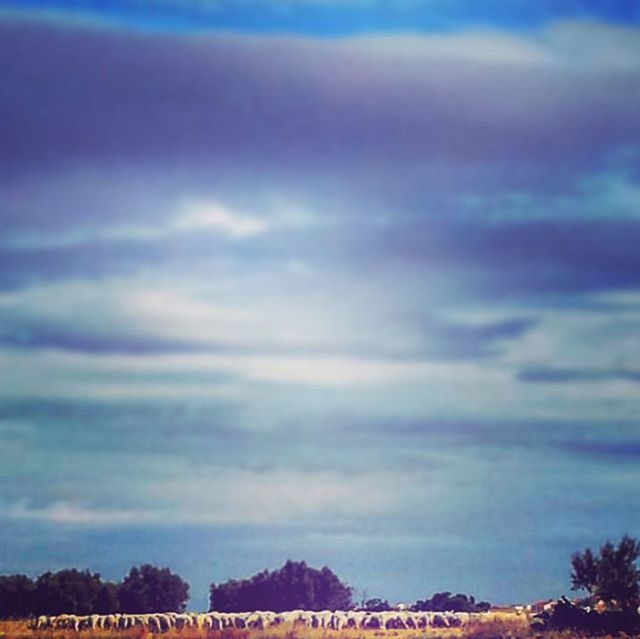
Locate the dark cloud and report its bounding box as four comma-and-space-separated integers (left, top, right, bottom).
559, 439, 640, 459
0, 231, 282, 290
0, 321, 205, 354
427, 316, 537, 358
517, 366, 640, 383
1, 19, 639, 179
5, 216, 640, 305
363, 220, 640, 299
0, 243, 164, 290
0, 398, 243, 458
2, 18, 640, 302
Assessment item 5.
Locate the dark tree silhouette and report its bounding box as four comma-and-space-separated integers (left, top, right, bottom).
412, 592, 491, 613
118, 564, 190, 613
571, 535, 640, 611
33, 569, 103, 615
0, 575, 35, 618
362, 598, 391, 611
94, 582, 120, 614
209, 560, 353, 612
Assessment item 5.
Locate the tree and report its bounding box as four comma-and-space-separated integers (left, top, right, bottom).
33, 569, 103, 615
0, 575, 35, 618
362, 598, 391, 612
571, 536, 640, 612
209, 560, 353, 612
412, 592, 490, 613
118, 564, 189, 613
94, 582, 120, 614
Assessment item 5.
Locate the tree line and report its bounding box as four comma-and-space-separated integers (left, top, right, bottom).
0, 559, 488, 619
2, 537, 639, 620
360, 593, 490, 613
0, 565, 189, 618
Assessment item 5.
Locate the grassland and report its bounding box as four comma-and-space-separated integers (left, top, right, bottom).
1, 614, 636, 639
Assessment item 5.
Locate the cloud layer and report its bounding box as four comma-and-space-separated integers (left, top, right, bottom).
1, 10, 640, 610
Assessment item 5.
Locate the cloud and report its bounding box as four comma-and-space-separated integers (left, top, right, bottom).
1, 468, 409, 526
2, 11, 640, 610
458, 170, 640, 224
5, 502, 157, 526
517, 367, 640, 384
366, 219, 640, 297
558, 440, 640, 460
1, 19, 639, 177
174, 200, 269, 238
2, 199, 271, 250
1, 19, 640, 305
0, 274, 539, 364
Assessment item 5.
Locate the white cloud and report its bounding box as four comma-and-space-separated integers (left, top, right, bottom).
173, 200, 269, 238
2, 468, 409, 526
1, 198, 272, 249
351, 31, 552, 66
4, 341, 640, 422
3, 276, 640, 421
544, 21, 640, 72
0, 273, 425, 360
5, 502, 156, 526
501, 296, 640, 371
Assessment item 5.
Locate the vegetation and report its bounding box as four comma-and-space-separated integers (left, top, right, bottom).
209, 561, 353, 612
412, 593, 491, 613
360, 598, 391, 612
0, 575, 34, 619
0, 565, 189, 618
0, 537, 637, 637
571, 535, 640, 612
119, 565, 190, 614
32, 570, 105, 616
0, 615, 594, 639
532, 597, 640, 635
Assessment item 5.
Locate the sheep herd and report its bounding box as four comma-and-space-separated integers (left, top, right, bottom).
31, 609, 486, 632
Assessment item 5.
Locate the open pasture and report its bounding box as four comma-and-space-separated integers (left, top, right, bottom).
0, 615, 534, 639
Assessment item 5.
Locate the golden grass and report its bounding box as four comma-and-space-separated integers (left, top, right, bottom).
0, 619, 515, 639
1, 616, 637, 639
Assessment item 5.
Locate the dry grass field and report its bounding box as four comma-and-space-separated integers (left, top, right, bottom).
0, 614, 632, 639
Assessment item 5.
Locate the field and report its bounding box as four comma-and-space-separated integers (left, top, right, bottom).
0, 617, 516, 639
0, 614, 636, 639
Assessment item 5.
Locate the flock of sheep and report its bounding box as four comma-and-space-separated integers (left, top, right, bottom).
31, 609, 486, 632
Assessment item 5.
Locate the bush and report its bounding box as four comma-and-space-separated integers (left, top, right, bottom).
533, 598, 640, 635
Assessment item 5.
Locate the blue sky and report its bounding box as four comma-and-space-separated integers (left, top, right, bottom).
2, 0, 640, 34
1, 0, 640, 611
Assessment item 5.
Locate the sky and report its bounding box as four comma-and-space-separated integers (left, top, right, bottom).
1, 0, 640, 611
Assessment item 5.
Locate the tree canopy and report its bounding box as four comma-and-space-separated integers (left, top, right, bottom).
0, 575, 35, 618
571, 535, 640, 612
209, 560, 353, 612
33, 569, 104, 616
118, 565, 190, 613
0, 565, 190, 618
361, 598, 392, 612
412, 592, 491, 613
